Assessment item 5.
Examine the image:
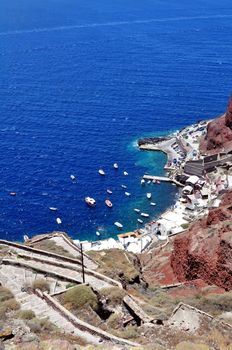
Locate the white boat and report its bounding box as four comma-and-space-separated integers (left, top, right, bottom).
23, 235, 29, 242
134, 208, 140, 213
105, 199, 113, 208
125, 192, 131, 196
99, 169, 105, 176
150, 202, 156, 206
70, 174, 76, 181
114, 221, 123, 229
147, 180, 151, 184
113, 163, 118, 169
49, 207, 58, 211
146, 192, 152, 199
141, 179, 145, 185
96, 231, 101, 236
85, 197, 96, 207
123, 171, 128, 176
56, 217, 62, 224
137, 219, 143, 224
107, 189, 113, 194
121, 184, 127, 189
141, 212, 149, 218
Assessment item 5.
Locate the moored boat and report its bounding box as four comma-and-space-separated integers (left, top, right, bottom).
147, 180, 151, 184
105, 199, 113, 208
134, 208, 140, 213
23, 235, 29, 242
146, 192, 152, 199
107, 189, 113, 194
121, 184, 127, 189
125, 192, 131, 196
70, 174, 76, 180
141, 212, 149, 218
96, 231, 101, 236
114, 221, 123, 229
150, 202, 156, 206
56, 217, 62, 224
10, 192, 16, 196
49, 207, 58, 211
141, 179, 145, 185
85, 196, 96, 207
113, 163, 118, 169
137, 219, 143, 224
99, 169, 105, 176
123, 171, 128, 176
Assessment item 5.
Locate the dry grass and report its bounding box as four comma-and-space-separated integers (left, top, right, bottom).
0, 286, 20, 320
63, 285, 98, 311
27, 317, 57, 333
101, 287, 126, 306
31, 239, 75, 259
32, 278, 50, 293
17, 309, 36, 320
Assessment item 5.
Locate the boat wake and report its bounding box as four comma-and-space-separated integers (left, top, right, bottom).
1, 14, 232, 36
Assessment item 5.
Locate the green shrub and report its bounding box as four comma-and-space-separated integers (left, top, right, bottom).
65, 283, 75, 289
63, 285, 98, 311
101, 287, 126, 306
32, 278, 50, 292
17, 309, 35, 320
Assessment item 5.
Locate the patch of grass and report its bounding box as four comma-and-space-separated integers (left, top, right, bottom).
17, 309, 35, 320
114, 325, 138, 340
32, 239, 75, 259
0, 286, 14, 302
32, 278, 50, 293
63, 285, 98, 311
65, 283, 75, 289
0, 287, 20, 320
101, 287, 126, 306
187, 292, 232, 317
107, 312, 122, 329
27, 317, 56, 333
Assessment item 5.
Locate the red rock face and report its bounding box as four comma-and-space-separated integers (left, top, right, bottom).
200, 95, 232, 155
171, 193, 232, 291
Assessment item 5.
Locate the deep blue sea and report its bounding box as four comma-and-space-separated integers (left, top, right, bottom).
0, 0, 232, 242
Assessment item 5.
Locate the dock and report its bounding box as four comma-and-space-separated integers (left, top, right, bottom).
143, 175, 184, 187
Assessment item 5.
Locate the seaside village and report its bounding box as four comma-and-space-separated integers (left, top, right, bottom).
80, 120, 232, 254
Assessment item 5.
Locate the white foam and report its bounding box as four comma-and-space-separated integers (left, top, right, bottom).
0, 14, 232, 36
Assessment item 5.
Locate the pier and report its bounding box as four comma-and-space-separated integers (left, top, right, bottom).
143, 175, 184, 187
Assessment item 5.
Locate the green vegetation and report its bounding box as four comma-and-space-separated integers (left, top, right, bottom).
101, 287, 126, 306
114, 325, 138, 339
32, 278, 50, 293
17, 309, 36, 320
0, 286, 20, 320
65, 283, 76, 289
63, 285, 98, 311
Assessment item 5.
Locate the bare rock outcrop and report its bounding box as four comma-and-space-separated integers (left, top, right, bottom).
200, 95, 232, 155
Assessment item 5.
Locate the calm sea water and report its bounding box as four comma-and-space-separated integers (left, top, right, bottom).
0, 0, 232, 242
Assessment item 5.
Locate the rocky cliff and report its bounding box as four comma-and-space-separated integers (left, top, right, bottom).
200, 95, 232, 155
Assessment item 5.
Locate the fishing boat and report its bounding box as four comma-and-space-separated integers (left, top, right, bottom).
125, 192, 131, 196
113, 163, 118, 169
146, 192, 152, 199
141, 212, 149, 218
105, 199, 113, 208
49, 207, 58, 211
137, 219, 143, 224
23, 235, 29, 242
56, 217, 62, 224
70, 174, 76, 180
123, 171, 128, 176
134, 208, 140, 213
121, 184, 127, 189
141, 179, 145, 185
107, 189, 113, 194
99, 169, 105, 176
150, 202, 156, 206
96, 231, 101, 236
85, 197, 96, 207
114, 221, 123, 229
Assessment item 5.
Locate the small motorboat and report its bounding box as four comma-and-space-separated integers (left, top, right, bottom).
85, 197, 96, 207
125, 192, 131, 196
23, 235, 29, 242
114, 221, 123, 229
70, 174, 76, 181
141, 212, 149, 218
107, 189, 113, 194
10, 192, 16, 196
141, 179, 145, 185
99, 169, 105, 176
56, 217, 62, 224
150, 202, 156, 206
96, 231, 101, 236
121, 184, 127, 189
113, 163, 119, 169
157, 180, 161, 184
105, 199, 113, 208
134, 208, 140, 213
147, 180, 151, 184
123, 171, 128, 176
49, 207, 58, 211
147, 193, 152, 199
137, 219, 143, 224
